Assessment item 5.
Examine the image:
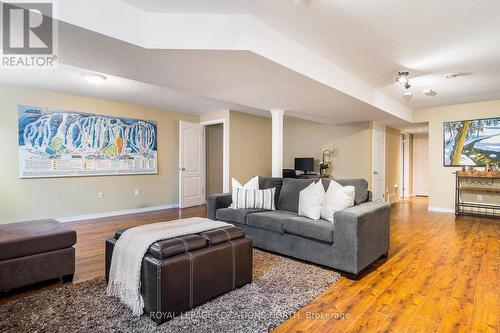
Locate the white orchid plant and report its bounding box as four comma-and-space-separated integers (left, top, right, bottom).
319, 147, 335, 171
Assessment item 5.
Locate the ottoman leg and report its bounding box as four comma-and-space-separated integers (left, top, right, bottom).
62, 274, 74, 283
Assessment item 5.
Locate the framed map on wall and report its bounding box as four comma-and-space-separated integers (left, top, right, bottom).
443, 117, 499, 166
18, 105, 158, 178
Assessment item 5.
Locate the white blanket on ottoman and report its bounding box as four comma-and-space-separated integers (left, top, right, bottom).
106, 217, 231, 316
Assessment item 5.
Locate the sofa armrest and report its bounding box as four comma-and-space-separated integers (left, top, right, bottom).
207, 193, 232, 220
332, 202, 390, 275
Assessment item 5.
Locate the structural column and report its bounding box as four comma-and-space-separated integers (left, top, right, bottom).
271, 109, 284, 177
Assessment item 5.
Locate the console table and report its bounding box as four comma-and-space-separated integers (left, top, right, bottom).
455, 171, 500, 218
296, 174, 330, 179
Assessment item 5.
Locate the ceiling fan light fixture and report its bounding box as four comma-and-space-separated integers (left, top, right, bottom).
396, 71, 411, 89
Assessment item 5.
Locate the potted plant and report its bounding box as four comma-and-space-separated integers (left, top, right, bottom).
320, 147, 334, 176
319, 160, 330, 175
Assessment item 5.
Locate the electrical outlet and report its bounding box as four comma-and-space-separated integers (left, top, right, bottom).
134, 189, 140, 196
97, 192, 104, 199
477, 194, 483, 202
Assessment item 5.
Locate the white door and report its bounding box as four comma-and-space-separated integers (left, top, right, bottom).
413, 134, 429, 196
179, 121, 204, 208
400, 133, 411, 198
372, 124, 386, 202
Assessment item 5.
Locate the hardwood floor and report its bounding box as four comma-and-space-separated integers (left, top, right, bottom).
274, 197, 500, 333
1, 197, 499, 332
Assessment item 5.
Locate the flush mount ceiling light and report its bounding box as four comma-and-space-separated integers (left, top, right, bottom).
81, 72, 107, 85
395, 71, 411, 89
403, 91, 413, 99
422, 88, 437, 96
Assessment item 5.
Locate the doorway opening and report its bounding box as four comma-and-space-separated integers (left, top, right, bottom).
205, 123, 224, 198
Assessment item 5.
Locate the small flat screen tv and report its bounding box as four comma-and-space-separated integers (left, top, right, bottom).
443, 117, 499, 166
294, 157, 314, 174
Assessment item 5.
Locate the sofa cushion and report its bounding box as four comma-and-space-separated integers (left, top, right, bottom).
216, 208, 266, 224
246, 210, 298, 233
231, 176, 259, 208
277, 178, 315, 212
283, 217, 334, 243
298, 180, 325, 220
259, 176, 283, 207
322, 178, 369, 205
233, 187, 276, 210
320, 180, 355, 222
0, 219, 77, 261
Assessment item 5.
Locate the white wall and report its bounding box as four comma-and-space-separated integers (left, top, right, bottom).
414, 99, 500, 211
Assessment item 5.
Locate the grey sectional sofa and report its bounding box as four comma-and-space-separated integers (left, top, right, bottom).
207, 177, 390, 278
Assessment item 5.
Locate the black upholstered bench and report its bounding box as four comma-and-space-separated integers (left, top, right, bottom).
0, 219, 76, 292
105, 225, 252, 324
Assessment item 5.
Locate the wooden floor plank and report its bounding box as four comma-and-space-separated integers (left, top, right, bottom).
1, 197, 499, 333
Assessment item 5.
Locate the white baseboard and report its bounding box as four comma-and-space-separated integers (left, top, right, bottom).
56, 203, 180, 223
428, 206, 454, 214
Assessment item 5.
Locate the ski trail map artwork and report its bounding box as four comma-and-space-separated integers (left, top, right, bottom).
18, 105, 158, 178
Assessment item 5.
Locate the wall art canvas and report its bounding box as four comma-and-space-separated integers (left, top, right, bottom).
443, 117, 499, 166
18, 105, 158, 178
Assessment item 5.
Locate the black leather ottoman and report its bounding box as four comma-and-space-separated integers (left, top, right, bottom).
105, 225, 252, 324
0, 219, 76, 292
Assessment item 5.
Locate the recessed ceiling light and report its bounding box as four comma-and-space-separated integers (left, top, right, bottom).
403, 91, 413, 99
81, 72, 107, 85
418, 128, 423, 132
422, 89, 437, 96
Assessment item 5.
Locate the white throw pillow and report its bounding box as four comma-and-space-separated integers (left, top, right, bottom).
230, 176, 259, 209
320, 180, 355, 222
298, 181, 325, 220
234, 188, 276, 210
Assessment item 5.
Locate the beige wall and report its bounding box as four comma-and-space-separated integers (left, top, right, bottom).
283, 117, 372, 185
229, 111, 272, 183
205, 124, 223, 195
200, 110, 230, 124
385, 127, 401, 203
0, 85, 199, 223
414, 99, 500, 210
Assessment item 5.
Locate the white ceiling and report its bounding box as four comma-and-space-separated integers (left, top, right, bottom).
0, 64, 263, 116
123, 0, 500, 110
53, 21, 402, 124
3, 0, 499, 127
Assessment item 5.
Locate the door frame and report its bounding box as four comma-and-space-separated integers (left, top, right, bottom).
372, 123, 386, 202
200, 119, 229, 201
